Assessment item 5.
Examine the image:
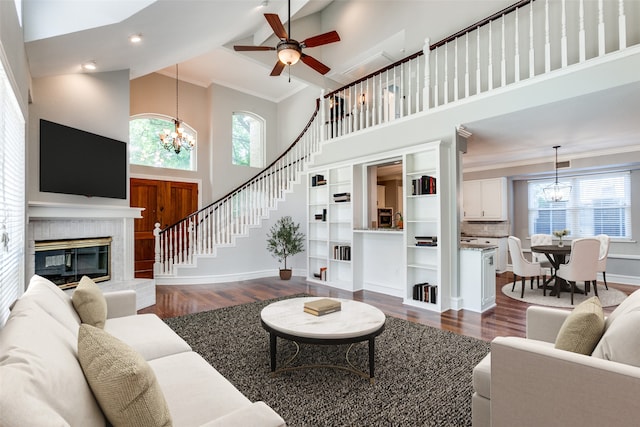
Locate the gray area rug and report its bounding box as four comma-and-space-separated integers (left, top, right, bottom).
501, 283, 627, 308
164, 296, 490, 426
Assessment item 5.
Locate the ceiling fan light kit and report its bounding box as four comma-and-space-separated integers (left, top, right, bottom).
233, 0, 340, 77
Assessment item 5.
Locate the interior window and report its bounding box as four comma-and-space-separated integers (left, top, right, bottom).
232, 112, 265, 168
129, 115, 196, 171
528, 171, 631, 239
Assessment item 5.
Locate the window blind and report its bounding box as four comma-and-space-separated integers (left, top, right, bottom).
0, 58, 25, 326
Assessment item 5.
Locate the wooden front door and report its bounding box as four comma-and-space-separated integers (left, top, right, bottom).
130, 178, 198, 278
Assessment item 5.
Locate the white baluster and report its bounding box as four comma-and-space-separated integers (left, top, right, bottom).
544, 0, 550, 73
366, 79, 371, 128
320, 90, 326, 141
414, 56, 420, 113
386, 69, 390, 120
423, 37, 431, 111
378, 73, 383, 123
371, 76, 377, 126
501, 16, 506, 87
488, 21, 493, 91
443, 43, 449, 104
434, 47, 439, 106
153, 223, 161, 275
407, 60, 413, 114
393, 67, 397, 119
465, 33, 470, 97
529, 1, 535, 78
561, 0, 568, 68
400, 62, 405, 116
619, 0, 626, 49
579, 0, 586, 62
454, 38, 459, 101
598, 0, 605, 56
476, 28, 481, 93
360, 81, 365, 129
515, 7, 520, 82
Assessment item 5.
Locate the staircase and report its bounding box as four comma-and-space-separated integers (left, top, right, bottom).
154, 104, 322, 278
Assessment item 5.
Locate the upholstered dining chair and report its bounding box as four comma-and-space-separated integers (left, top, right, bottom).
530, 233, 554, 279
555, 238, 600, 305
508, 236, 543, 298
595, 234, 611, 290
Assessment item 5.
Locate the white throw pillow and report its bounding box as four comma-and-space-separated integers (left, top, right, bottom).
591, 308, 640, 366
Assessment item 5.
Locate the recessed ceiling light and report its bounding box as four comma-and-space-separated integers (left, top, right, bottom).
81, 61, 97, 71
129, 34, 143, 44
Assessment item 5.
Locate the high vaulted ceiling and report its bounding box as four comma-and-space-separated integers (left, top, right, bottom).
21, 0, 640, 171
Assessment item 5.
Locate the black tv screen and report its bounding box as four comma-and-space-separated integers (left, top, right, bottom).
40, 119, 127, 199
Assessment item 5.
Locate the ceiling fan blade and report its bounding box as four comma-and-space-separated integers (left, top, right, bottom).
302, 31, 341, 48
264, 13, 288, 39
270, 61, 286, 76
233, 45, 276, 51
300, 53, 330, 75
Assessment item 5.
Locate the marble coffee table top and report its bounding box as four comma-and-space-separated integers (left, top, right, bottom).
260, 297, 386, 339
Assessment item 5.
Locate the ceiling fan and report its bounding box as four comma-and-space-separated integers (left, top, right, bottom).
233, 0, 340, 77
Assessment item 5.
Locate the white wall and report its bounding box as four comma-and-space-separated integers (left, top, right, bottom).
0, 0, 30, 117
28, 71, 130, 206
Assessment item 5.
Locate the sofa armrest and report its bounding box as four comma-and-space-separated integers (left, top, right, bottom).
198, 402, 286, 427
104, 290, 137, 318
525, 306, 572, 342
491, 336, 640, 427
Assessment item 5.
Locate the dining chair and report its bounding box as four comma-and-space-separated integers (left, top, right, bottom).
595, 234, 611, 290
530, 233, 554, 279
508, 236, 543, 298
555, 238, 600, 305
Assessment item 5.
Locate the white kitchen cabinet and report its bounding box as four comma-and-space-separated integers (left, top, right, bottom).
472, 237, 507, 273
463, 177, 508, 220
459, 248, 497, 313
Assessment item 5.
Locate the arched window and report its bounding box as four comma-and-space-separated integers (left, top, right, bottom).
129, 114, 196, 171
232, 112, 265, 168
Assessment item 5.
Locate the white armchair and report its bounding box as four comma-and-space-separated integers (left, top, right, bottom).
507, 236, 542, 298
473, 290, 640, 427
595, 234, 611, 290
556, 237, 600, 304
530, 233, 554, 277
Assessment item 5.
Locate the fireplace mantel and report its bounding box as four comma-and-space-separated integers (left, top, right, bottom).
28, 201, 144, 220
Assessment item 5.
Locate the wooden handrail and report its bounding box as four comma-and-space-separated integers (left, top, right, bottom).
325, 0, 533, 99
161, 99, 320, 232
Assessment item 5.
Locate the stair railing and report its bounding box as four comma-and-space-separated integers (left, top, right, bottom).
154, 101, 321, 275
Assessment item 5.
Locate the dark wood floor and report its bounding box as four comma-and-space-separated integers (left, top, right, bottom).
139, 274, 636, 342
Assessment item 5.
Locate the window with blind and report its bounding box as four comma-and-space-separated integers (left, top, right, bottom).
528, 172, 631, 239
0, 58, 26, 326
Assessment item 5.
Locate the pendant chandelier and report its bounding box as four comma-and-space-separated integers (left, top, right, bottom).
159, 64, 195, 154
543, 145, 572, 202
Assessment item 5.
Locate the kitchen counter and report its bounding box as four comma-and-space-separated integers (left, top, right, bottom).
460, 243, 498, 251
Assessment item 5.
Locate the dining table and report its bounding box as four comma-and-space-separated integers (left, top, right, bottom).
530, 244, 584, 297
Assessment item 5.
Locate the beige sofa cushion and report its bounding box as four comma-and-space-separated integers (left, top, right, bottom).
555, 296, 604, 355
21, 274, 81, 333
0, 300, 104, 426
78, 324, 172, 427
105, 313, 191, 361
72, 276, 108, 328
592, 309, 640, 366
602, 288, 640, 330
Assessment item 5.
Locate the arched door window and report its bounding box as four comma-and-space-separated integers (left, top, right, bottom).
129, 114, 196, 171
232, 112, 265, 168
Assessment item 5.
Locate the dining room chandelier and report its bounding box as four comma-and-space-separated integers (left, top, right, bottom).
159, 64, 195, 154
543, 145, 572, 202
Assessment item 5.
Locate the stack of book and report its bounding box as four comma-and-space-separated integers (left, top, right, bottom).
312, 267, 327, 281
304, 298, 341, 316
411, 175, 437, 195
415, 236, 437, 246
333, 244, 351, 261
412, 283, 437, 303
333, 192, 351, 202
311, 174, 326, 186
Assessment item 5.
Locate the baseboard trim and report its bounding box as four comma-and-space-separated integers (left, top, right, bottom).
155, 268, 308, 285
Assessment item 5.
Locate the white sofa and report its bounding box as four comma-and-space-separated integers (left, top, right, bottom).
473, 290, 640, 427
0, 275, 286, 427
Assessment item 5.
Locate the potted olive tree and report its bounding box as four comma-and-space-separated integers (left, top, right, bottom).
266, 216, 305, 280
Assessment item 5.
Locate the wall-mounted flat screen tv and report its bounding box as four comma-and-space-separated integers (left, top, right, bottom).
39, 119, 127, 199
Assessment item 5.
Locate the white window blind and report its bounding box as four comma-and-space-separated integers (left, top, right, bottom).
528, 171, 631, 239
0, 59, 26, 326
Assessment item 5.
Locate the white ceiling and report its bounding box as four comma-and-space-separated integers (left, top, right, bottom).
21, 0, 640, 170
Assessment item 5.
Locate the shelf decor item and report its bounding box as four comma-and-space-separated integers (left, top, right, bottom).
267, 216, 305, 280
553, 229, 569, 247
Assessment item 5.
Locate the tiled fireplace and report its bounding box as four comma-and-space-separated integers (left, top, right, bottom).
27, 202, 155, 309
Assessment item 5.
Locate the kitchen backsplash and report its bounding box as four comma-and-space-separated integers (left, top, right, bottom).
461, 222, 511, 237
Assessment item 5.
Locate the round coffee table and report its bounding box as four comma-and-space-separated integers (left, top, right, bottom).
260, 297, 386, 382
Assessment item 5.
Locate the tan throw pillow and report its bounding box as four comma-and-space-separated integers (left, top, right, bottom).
77, 324, 173, 427
555, 296, 605, 355
72, 276, 107, 328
